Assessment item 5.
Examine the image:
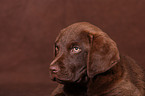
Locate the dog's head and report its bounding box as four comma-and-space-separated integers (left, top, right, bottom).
49, 22, 120, 83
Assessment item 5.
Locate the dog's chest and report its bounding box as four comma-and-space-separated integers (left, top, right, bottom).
63, 84, 87, 96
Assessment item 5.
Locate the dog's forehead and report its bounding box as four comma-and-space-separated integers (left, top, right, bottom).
55, 22, 103, 45
55, 29, 81, 45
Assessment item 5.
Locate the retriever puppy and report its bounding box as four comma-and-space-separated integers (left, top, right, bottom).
49, 22, 144, 96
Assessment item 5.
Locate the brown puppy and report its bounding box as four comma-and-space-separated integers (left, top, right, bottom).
49, 22, 144, 96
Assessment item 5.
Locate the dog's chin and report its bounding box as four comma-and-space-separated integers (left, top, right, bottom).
57, 78, 71, 84
50, 74, 76, 84
52, 77, 75, 84
52, 76, 88, 84
50, 71, 88, 84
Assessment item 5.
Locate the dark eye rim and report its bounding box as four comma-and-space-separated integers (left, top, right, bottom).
68, 42, 79, 49
72, 46, 80, 50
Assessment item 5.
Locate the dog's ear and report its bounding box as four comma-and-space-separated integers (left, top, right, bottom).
86, 32, 120, 78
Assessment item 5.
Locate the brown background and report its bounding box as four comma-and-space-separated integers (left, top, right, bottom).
0, 0, 145, 95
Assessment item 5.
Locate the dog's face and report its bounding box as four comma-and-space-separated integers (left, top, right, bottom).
49, 22, 120, 83
49, 30, 89, 83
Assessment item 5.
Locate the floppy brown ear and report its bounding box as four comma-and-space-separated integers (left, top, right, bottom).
87, 33, 120, 78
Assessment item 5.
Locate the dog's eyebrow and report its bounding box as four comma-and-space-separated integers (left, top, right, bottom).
66, 41, 79, 49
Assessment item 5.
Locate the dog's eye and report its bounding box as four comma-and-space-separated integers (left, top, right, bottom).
55, 46, 59, 56
71, 46, 81, 54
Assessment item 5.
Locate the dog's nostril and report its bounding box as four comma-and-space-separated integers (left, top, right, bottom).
49, 66, 58, 73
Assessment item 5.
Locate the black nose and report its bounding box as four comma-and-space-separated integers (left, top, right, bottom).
49, 66, 58, 74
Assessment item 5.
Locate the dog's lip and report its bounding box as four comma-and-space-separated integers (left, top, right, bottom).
51, 75, 76, 84
50, 74, 69, 83
50, 70, 87, 84
52, 77, 70, 84
49, 72, 58, 80
55, 76, 88, 84
55, 78, 66, 84
53, 76, 85, 84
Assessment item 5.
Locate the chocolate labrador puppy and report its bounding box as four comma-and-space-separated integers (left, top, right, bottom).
49, 22, 144, 96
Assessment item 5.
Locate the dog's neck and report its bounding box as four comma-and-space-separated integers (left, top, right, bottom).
63, 71, 120, 96
63, 82, 87, 95
63, 74, 89, 95
63, 61, 124, 95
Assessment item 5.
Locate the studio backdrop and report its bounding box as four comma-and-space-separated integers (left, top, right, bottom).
0, 0, 145, 95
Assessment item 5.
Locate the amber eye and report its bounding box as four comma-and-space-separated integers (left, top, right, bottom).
71, 46, 81, 54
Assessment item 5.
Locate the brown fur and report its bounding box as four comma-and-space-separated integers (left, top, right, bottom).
49, 22, 145, 96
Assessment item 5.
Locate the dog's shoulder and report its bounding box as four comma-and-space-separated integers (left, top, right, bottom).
120, 55, 145, 95
88, 55, 145, 96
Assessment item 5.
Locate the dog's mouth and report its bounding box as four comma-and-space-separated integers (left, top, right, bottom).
52, 77, 74, 84
50, 72, 73, 84
51, 72, 88, 84
53, 77, 87, 84
52, 77, 64, 83
50, 66, 87, 84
